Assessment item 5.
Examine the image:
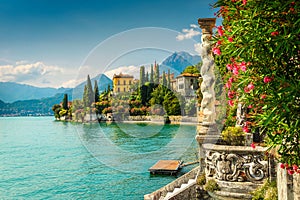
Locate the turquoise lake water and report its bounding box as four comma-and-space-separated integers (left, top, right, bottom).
0, 117, 198, 199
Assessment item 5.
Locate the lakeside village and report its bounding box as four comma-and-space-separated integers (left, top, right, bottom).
52, 62, 203, 123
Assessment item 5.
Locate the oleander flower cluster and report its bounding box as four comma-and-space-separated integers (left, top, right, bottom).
213, 0, 300, 171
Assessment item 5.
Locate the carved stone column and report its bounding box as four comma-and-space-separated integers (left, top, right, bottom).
196, 18, 220, 172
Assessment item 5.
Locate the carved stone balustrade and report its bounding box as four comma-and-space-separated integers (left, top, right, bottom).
203, 144, 272, 183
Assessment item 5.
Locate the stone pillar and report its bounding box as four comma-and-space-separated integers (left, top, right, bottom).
195, 18, 220, 172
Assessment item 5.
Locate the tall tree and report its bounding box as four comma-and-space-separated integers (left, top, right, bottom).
154, 63, 159, 84
150, 64, 154, 83
162, 71, 167, 86
62, 93, 68, 110
167, 69, 171, 89
94, 80, 100, 103
140, 66, 145, 87
83, 75, 94, 107
145, 71, 149, 82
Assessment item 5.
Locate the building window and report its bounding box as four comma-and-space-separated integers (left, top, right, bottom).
117, 87, 120, 92
129, 80, 132, 85
179, 84, 184, 89
124, 88, 126, 92
124, 80, 126, 85
118, 80, 120, 85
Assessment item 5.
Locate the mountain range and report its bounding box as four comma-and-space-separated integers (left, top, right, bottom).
0, 51, 201, 116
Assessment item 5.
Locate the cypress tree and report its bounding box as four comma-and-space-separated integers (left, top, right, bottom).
167, 69, 171, 89
140, 66, 145, 87
150, 64, 154, 83
83, 75, 94, 107
94, 80, 99, 103
162, 71, 167, 86
62, 93, 68, 110
145, 71, 149, 82
154, 64, 159, 84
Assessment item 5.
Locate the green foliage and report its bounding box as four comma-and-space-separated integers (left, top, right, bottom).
251, 179, 277, 200
196, 173, 206, 186
213, 0, 300, 166
154, 64, 159, 84
62, 94, 68, 110
183, 65, 200, 74
150, 85, 181, 116
140, 66, 145, 87
83, 75, 94, 107
204, 179, 219, 192
161, 71, 167, 86
52, 104, 62, 119
94, 80, 100, 103
221, 126, 245, 146
59, 109, 68, 117
150, 64, 154, 83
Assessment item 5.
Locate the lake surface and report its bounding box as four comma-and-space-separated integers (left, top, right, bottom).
0, 117, 198, 199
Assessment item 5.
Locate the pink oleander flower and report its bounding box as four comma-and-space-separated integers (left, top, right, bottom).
217, 26, 224, 36
243, 126, 250, 133
251, 143, 256, 149
285, 163, 290, 168
240, 61, 247, 72
226, 64, 233, 70
229, 77, 234, 83
248, 105, 253, 109
287, 169, 295, 175
280, 163, 285, 169
212, 47, 221, 55
297, 169, 300, 174
228, 90, 235, 99
217, 40, 222, 45
242, 0, 247, 5
261, 94, 267, 99
244, 86, 250, 93
228, 37, 233, 42
293, 165, 298, 170
225, 82, 232, 89
271, 31, 279, 36
233, 67, 239, 75
228, 100, 234, 106
263, 76, 272, 83
247, 83, 255, 90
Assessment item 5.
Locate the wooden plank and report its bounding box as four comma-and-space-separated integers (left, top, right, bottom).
148, 160, 182, 174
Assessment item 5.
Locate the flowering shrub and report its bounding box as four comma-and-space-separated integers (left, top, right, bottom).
213, 0, 299, 169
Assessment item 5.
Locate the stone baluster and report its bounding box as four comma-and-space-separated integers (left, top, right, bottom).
195, 18, 220, 172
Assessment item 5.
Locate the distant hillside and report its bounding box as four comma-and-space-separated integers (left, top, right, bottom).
0, 93, 68, 116
0, 82, 69, 103
160, 51, 201, 75
0, 74, 112, 116
71, 73, 112, 100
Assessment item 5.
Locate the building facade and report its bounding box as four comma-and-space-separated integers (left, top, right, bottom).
176, 73, 200, 99
112, 73, 134, 93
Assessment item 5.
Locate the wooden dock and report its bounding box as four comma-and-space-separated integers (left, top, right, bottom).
148, 160, 182, 175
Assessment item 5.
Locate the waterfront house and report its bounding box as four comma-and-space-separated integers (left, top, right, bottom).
112, 73, 134, 94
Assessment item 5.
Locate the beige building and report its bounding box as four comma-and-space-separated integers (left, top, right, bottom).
112, 73, 134, 93
176, 73, 200, 98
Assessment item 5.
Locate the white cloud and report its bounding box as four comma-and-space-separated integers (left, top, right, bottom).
104, 65, 140, 80
0, 62, 63, 83
190, 24, 198, 29
176, 24, 201, 41
194, 43, 202, 54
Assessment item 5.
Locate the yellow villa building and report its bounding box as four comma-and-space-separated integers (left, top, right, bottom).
112, 73, 134, 93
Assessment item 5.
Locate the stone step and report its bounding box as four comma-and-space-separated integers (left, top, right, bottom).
163, 179, 196, 200
216, 180, 262, 194
213, 190, 252, 200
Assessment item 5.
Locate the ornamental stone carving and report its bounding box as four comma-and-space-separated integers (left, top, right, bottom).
205, 149, 269, 182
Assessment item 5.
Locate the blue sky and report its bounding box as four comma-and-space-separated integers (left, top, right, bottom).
0, 0, 218, 88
